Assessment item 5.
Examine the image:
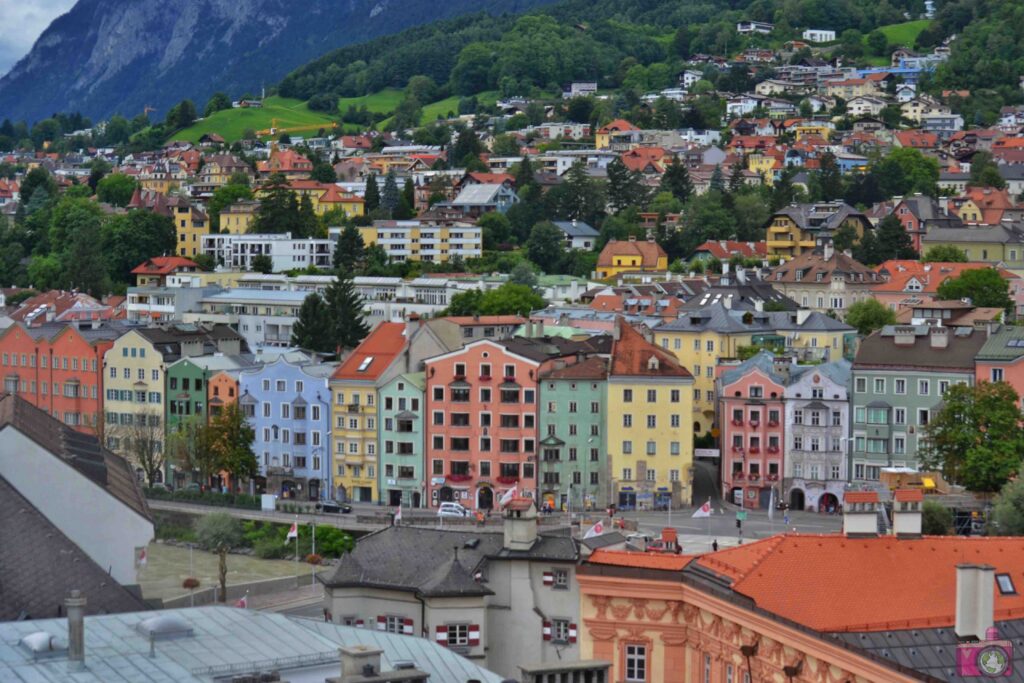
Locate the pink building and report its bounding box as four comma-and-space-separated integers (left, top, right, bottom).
424, 339, 544, 510
719, 354, 786, 508
975, 325, 1024, 407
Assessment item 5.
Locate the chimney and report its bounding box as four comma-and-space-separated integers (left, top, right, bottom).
796, 309, 811, 325
892, 489, 923, 538
66, 590, 87, 672
956, 565, 996, 641
737, 268, 747, 284
537, 319, 544, 337
823, 240, 834, 260
339, 645, 384, 681
842, 491, 880, 537
930, 326, 950, 349
503, 498, 539, 551
893, 326, 917, 345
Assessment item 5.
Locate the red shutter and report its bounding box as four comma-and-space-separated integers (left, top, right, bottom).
435, 625, 448, 645
403, 618, 414, 635
376, 615, 386, 631
542, 620, 552, 641
569, 623, 578, 644
468, 624, 480, 647
543, 571, 554, 586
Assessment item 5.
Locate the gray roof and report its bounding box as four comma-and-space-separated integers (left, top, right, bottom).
975, 324, 1024, 361
553, 220, 599, 238
134, 324, 248, 363
923, 224, 1024, 245
854, 325, 987, 370
680, 282, 798, 312
772, 202, 871, 232
830, 619, 1024, 682
0, 475, 148, 621
450, 184, 509, 206
0, 606, 502, 682
580, 532, 627, 550
721, 351, 788, 386
321, 526, 576, 595
656, 302, 853, 334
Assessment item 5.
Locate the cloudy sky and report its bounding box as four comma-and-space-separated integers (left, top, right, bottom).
0, 0, 77, 75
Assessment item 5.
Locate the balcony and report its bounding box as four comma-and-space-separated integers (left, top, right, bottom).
748, 447, 760, 454
731, 419, 744, 427
733, 471, 745, 481
766, 473, 779, 482
347, 404, 361, 413
479, 375, 492, 382
767, 445, 780, 454
267, 466, 294, 477
748, 420, 760, 429
767, 420, 779, 428
748, 473, 761, 483
731, 445, 744, 453
448, 473, 473, 483
496, 475, 519, 485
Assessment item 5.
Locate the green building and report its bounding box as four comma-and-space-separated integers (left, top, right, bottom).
537, 356, 609, 511
165, 358, 209, 435
850, 325, 985, 483
378, 372, 426, 508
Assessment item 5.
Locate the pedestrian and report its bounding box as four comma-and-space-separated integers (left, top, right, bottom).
712, 539, 719, 552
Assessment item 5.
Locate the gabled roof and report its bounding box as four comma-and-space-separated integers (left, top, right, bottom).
609, 318, 692, 379
597, 119, 639, 134
552, 220, 599, 238
769, 249, 880, 284
853, 325, 986, 371
596, 237, 666, 269
130, 256, 200, 276
331, 322, 406, 382
872, 260, 1016, 293
694, 240, 767, 259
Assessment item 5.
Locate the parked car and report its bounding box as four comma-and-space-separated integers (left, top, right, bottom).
437, 502, 470, 518
318, 502, 353, 514
183, 482, 201, 492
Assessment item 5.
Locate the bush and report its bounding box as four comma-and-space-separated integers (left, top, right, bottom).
143, 487, 260, 509
254, 536, 291, 559
922, 499, 953, 535
195, 513, 243, 552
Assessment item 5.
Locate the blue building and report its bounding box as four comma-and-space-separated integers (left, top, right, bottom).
239, 356, 336, 501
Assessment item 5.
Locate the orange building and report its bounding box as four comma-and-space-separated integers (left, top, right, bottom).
578, 503, 1024, 682
0, 321, 124, 434
207, 370, 240, 417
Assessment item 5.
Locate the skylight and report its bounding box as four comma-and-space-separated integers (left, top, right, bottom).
997, 573, 1016, 595
357, 356, 374, 372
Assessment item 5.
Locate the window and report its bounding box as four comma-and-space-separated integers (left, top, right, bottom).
894, 408, 906, 424
646, 441, 656, 456
873, 378, 885, 393
939, 380, 950, 395
447, 624, 469, 646
894, 436, 906, 454
553, 569, 569, 589
894, 378, 906, 394
552, 619, 572, 643
625, 645, 646, 682
622, 440, 632, 455
671, 414, 680, 428
622, 467, 633, 481
918, 408, 930, 426
670, 389, 679, 403
855, 377, 866, 393
992, 368, 1005, 382
918, 379, 930, 396
997, 574, 1017, 595
793, 410, 803, 425
646, 389, 657, 402
646, 415, 656, 428
623, 414, 633, 428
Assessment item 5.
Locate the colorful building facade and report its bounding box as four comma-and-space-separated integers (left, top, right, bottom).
377, 372, 426, 507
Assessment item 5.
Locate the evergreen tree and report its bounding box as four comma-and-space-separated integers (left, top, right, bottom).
334, 225, 366, 273
381, 170, 400, 217
526, 221, 567, 273
813, 152, 845, 201
403, 178, 415, 212
727, 161, 747, 193
364, 174, 381, 212
451, 126, 482, 168
297, 193, 319, 238
547, 162, 605, 225
324, 273, 370, 351
515, 156, 536, 190
606, 158, 647, 213
659, 156, 694, 203
251, 254, 274, 273
873, 214, 917, 261
291, 293, 335, 352
709, 165, 725, 193
252, 173, 297, 233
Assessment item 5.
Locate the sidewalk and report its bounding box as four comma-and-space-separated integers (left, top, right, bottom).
247, 580, 324, 611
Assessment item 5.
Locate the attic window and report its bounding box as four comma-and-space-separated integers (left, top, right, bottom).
997, 574, 1016, 595
357, 357, 374, 372
647, 357, 660, 371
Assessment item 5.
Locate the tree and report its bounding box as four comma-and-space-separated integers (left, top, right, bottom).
478, 211, 514, 249
509, 261, 539, 288
546, 162, 605, 225
364, 174, 380, 212
867, 30, 889, 56
922, 500, 953, 535
526, 221, 566, 273
566, 97, 594, 124
832, 223, 858, 253
208, 183, 253, 231
936, 268, 1012, 312
731, 193, 770, 242
166, 99, 197, 131
923, 245, 968, 262
207, 403, 257, 485
446, 282, 545, 317
921, 382, 1024, 492
873, 214, 918, 261
103, 210, 177, 285
660, 156, 693, 203
334, 224, 366, 272
606, 158, 647, 213
296, 193, 319, 238
812, 153, 844, 202
49, 198, 108, 296
709, 165, 725, 194
968, 151, 1006, 190
252, 173, 298, 234
251, 254, 274, 274
95, 173, 138, 207
167, 414, 219, 484
514, 156, 536, 191
991, 465, 1024, 536
204, 92, 232, 117
291, 293, 335, 352
20, 166, 56, 207
324, 273, 370, 351
871, 148, 939, 198
110, 410, 164, 486
845, 298, 896, 335
87, 158, 111, 192
381, 170, 400, 217
196, 513, 243, 602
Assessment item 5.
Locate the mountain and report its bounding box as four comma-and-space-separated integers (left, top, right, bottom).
0, 0, 558, 125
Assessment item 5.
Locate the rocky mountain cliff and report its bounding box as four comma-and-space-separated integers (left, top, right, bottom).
0, 0, 554, 124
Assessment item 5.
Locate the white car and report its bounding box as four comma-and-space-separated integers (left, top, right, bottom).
437, 502, 470, 518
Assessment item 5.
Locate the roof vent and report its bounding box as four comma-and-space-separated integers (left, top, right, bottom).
136, 614, 195, 640
463, 538, 480, 549
19, 632, 68, 660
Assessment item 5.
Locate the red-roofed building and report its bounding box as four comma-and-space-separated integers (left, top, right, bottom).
871, 260, 1020, 311
131, 256, 200, 287
578, 505, 1024, 683
257, 146, 314, 180
329, 322, 408, 502
693, 240, 768, 261
895, 130, 939, 150
950, 187, 1024, 225
596, 237, 668, 279
596, 119, 639, 150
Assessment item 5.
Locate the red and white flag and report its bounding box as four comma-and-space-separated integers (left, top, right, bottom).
236, 594, 248, 609
691, 499, 712, 518
394, 505, 402, 524
285, 521, 298, 542
137, 547, 147, 567
583, 520, 605, 539
499, 487, 517, 508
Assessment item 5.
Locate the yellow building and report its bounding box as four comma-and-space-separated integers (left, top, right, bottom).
359, 220, 482, 263
219, 200, 258, 234
170, 198, 210, 258
822, 78, 877, 99
654, 305, 855, 434
595, 237, 668, 279
607, 320, 695, 508
200, 154, 253, 187
746, 153, 778, 185
765, 202, 872, 258
595, 119, 639, 150
793, 122, 832, 141
329, 322, 407, 503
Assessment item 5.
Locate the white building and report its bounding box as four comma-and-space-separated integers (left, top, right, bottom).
563, 81, 598, 98
802, 29, 836, 42
202, 233, 334, 272
680, 69, 704, 88
183, 289, 309, 350
736, 20, 774, 34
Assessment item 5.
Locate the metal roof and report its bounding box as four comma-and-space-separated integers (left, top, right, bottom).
0, 606, 502, 683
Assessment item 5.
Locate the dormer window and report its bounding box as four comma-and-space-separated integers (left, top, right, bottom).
647, 357, 660, 371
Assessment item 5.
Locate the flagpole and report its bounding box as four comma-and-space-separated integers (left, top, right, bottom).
311, 521, 317, 587
295, 515, 299, 567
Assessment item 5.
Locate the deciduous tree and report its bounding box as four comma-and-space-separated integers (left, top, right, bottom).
845, 298, 895, 335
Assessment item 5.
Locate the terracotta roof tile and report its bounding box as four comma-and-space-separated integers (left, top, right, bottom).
331, 322, 406, 381
609, 319, 692, 378
588, 549, 693, 571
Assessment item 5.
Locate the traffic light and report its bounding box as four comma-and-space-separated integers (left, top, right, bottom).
736, 518, 742, 529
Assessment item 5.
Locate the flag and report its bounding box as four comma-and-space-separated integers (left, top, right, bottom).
236, 594, 247, 609
691, 499, 712, 518
768, 487, 775, 522
499, 487, 517, 507
583, 520, 605, 539
394, 505, 402, 524
137, 547, 147, 567
285, 521, 298, 543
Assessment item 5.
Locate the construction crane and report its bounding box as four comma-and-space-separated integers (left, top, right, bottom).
256, 118, 339, 138
143, 105, 156, 117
